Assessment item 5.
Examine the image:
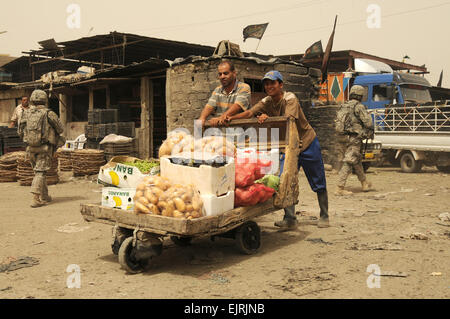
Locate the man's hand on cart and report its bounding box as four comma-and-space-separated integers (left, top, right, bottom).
208, 117, 221, 127
257, 113, 269, 124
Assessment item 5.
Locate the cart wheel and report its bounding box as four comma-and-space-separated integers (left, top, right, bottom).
118, 237, 151, 274
235, 221, 261, 255
170, 236, 193, 247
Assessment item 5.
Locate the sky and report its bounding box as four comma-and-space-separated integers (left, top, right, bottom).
0, 0, 449, 86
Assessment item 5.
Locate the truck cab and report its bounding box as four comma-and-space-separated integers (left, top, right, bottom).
353, 72, 432, 109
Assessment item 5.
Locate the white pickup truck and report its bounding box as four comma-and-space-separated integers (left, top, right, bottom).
372, 101, 450, 173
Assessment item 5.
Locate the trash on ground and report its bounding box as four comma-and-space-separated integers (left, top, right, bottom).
0, 256, 40, 273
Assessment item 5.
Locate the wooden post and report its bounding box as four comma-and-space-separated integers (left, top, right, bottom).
140, 76, 154, 159
106, 85, 111, 109
59, 94, 68, 127
89, 87, 94, 110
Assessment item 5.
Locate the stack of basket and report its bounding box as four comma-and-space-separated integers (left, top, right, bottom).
56, 148, 74, 172
17, 156, 59, 186
72, 149, 106, 176
101, 139, 138, 161
0, 151, 26, 183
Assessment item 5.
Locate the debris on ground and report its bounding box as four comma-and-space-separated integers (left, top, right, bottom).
430, 272, 442, 276
56, 223, 90, 233
306, 238, 333, 245
409, 232, 429, 240
375, 271, 408, 278
438, 212, 450, 222
0, 256, 40, 273
347, 242, 403, 251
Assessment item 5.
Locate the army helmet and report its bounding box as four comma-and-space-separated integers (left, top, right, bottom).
349, 85, 365, 97
30, 89, 48, 105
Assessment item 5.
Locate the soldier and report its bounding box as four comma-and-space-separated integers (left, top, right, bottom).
18, 90, 65, 207
335, 85, 374, 195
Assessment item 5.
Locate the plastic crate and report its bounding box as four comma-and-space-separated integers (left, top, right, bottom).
117, 122, 136, 137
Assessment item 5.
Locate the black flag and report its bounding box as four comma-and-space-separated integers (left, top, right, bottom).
303, 40, 323, 59
321, 15, 338, 83
437, 70, 443, 87
243, 23, 269, 42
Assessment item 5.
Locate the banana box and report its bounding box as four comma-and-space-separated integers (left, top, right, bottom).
101, 187, 136, 210
97, 156, 159, 188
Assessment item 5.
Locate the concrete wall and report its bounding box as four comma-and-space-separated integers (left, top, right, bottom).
305, 105, 340, 168
166, 58, 321, 133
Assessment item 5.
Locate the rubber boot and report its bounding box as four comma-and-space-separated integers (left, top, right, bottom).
317, 190, 330, 228
274, 205, 298, 230
31, 193, 44, 208
361, 180, 372, 192
335, 186, 353, 196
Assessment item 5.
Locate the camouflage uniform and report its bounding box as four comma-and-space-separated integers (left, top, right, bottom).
336, 99, 374, 188
19, 90, 64, 205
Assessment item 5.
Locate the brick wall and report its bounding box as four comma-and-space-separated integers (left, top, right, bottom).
305, 105, 340, 168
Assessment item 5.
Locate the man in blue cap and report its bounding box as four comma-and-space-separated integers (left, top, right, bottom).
228, 70, 330, 228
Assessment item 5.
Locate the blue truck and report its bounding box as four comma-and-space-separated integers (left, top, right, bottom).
351, 72, 450, 173
353, 71, 432, 109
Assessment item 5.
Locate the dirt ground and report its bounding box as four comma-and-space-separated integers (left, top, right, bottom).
0, 165, 449, 299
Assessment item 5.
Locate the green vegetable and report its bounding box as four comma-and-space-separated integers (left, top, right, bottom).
255, 175, 280, 192
123, 160, 159, 174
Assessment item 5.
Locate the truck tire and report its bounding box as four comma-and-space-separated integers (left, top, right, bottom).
436, 165, 450, 173
400, 152, 423, 173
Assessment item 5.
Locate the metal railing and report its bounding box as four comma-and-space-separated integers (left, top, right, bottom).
371, 100, 450, 133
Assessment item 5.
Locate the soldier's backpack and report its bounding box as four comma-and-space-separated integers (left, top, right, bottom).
23, 107, 49, 147
335, 100, 358, 134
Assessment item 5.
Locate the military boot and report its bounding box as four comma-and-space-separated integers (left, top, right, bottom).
31, 194, 44, 208
41, 195, 52, 204
361, 180, 372, 192
335, 186, 353, 196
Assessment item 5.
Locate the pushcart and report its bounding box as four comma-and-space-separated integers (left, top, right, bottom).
80, 117, 301, 273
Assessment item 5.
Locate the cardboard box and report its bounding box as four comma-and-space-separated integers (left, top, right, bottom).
101, 187, 136, 210
200, 191, 235, 217
160, 157, 235, 196
97, 156, 160, 188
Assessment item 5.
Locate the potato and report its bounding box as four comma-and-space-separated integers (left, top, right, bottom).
173, 197, 186, 212
166, 200, 175, 216
135, 201, 151, 214
135, 190, 144, 198
136, 183, 146, 192
181, 193, 192, 203
191, 210, 202, 218
139, 196, 150, 207
148, 203, 160, 215
162, 209, 173, 217
185, 204, 194, 212
151, 187, 164, 198
173, 210, 185, 219
157, 200, 168, 210
192, 196, 202, 211
145, 189, 158, 204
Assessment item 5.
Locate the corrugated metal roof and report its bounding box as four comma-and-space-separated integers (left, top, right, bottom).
0, 55, 18, 68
